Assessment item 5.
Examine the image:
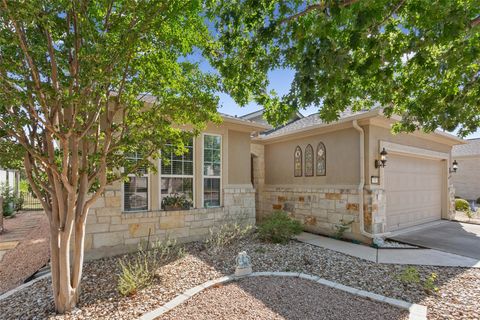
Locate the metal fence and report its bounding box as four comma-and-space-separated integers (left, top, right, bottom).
21, 192, 43, 211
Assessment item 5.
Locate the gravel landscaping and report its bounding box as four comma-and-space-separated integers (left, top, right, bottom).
0, 211, 49, 294
0, 234, 479, 319
158, 276, 409, 320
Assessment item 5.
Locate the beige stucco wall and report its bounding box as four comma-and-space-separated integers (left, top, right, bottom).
451, 157, 480, 201
228, 130, 253, 185
264, 128, 360, 185
365, 125, 452, 181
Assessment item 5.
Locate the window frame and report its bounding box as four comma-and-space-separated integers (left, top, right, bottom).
201, 133, 222, 208
122, 153, 150, 213
159, 138, 196, 210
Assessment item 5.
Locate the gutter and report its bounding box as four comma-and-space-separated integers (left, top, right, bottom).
352, 120, 390, 240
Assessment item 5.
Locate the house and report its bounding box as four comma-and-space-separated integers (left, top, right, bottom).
0, 168, 19, 195
84, 108, 463, 259
451, 138, 480, 202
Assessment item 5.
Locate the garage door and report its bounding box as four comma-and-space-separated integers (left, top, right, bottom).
385, 154, 443, 232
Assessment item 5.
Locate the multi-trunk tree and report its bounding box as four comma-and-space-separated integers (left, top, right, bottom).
208, 0, 480, 136
0, 0, 219, 313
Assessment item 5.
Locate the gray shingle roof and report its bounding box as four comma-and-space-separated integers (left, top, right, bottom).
262, 109, 368, 137
452, 138, 480, 157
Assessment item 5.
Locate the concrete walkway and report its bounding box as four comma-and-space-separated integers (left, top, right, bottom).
296, 232, 480, 268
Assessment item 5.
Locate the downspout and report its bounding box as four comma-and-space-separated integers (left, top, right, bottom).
352, 120, 390, 239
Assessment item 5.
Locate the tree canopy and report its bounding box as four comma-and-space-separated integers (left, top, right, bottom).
208, 0, 480, 136
0, 0, 219, 312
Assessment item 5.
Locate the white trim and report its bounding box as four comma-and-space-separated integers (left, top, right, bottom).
159, 138, 196, 209
380, 141, 450, 160
201, 133, 222, 208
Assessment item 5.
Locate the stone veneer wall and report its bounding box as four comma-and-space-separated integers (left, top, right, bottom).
259, 185, 369, 241
84, 185, 255, 260
363, 187, 386, 234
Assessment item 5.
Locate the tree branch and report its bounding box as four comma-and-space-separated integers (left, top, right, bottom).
278, 0, 360, 24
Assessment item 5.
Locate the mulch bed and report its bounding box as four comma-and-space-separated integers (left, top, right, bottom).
159, 276, 409, 320
0, 234, 478, 319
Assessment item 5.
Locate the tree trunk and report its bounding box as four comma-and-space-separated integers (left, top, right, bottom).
49, 206, 88, 313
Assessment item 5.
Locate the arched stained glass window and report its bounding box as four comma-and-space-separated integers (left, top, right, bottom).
305, 144, 314, 177
294, 146, 302, 177
316, 142, 326, 176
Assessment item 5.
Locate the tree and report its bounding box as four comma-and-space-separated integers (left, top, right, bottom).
0, 0, 219, 313
207, 0, 480, 136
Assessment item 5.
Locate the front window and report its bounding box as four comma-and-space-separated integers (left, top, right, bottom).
203, 134, 221, 207
161, 139, 194, 208
124, 153, 149, 212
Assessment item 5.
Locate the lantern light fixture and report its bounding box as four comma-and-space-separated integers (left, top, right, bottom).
375, 148, 388, 168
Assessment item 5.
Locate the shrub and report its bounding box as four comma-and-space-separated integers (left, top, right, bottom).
398, 266, 420, 284
117, 237, 184, 296
1, 184, 22, 217
334, 219, 354, 239
455, 198, 470, 212
423, 272, 439, 294
204, 223, 252, 251
258, 211, 303, 244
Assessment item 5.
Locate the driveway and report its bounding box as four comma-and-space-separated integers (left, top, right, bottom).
389, 220, 480, 260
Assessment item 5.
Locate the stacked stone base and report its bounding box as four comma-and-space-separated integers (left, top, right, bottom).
258, 185, 370, 242
84, 187, 255, 260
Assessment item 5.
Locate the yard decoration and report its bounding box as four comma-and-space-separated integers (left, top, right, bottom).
0, 1, 220, 313
207, 0, 480, 136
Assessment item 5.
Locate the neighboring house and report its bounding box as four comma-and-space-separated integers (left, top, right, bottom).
85, 108, 463, 259
451, 138, 480, 201
0, 168, 19, 194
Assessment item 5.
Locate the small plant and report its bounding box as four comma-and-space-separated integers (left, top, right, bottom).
254, 247, 267, 254
117, 236, 184, 296
204, 223, 252, 251
455, 198, 470, 212
258, 211, 303, 244
161, 193, 192, 211
1, 184, 22, 217
465, 209, 474, 219
334, 219, 354, 239
398, 266, 421, 284
423, 272, 439, 294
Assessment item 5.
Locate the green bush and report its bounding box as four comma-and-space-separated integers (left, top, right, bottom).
398, 266, 420, 284
204, 223, 252, 251
455, 198, 470, 212
258, 211, 303, 244
117, 237, 184, 296
1, 184, 22, 216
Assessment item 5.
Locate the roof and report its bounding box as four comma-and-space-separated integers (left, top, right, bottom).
452, 138, 480, 157
262, 109, 368, 138
240, 108, 304, 121
219, 113, 271, 130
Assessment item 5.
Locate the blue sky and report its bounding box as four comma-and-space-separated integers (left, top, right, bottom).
215, 67, 480, 140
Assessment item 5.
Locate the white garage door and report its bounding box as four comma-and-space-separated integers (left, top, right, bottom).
385, 154, 443, 232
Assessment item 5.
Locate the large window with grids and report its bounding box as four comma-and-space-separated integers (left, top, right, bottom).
123, 153, 149, 212
203, 134, 221, 207
160, 139, 194, 208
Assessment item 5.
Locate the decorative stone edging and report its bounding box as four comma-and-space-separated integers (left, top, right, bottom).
139, 272, 427, 320
0, 272, 51, 301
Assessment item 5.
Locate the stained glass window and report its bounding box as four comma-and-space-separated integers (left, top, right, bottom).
316, 142, 326, 176
305, 144, 314, 177
294, 146, 302, 177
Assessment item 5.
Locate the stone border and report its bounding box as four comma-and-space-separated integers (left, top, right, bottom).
0, 272, 51, 301
139, 272, 427, 320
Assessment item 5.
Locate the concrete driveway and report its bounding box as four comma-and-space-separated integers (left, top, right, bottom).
389, 220, 480, 260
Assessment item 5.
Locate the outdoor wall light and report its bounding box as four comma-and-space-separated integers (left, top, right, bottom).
375, 148, 388, 168
450, 160, 458, 173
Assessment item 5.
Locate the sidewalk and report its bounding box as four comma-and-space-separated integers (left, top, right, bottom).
296, 232, 480, 268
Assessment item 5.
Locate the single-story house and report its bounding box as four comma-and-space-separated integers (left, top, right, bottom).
451, 138, 480, 202
85, 108, 463, 259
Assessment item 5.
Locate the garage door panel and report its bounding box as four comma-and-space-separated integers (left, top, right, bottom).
385, 154, 442, 232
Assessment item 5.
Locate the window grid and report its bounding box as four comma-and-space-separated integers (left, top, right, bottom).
203, 134, 221, 208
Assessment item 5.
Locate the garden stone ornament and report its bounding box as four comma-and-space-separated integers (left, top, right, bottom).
235, 251, 252, 277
